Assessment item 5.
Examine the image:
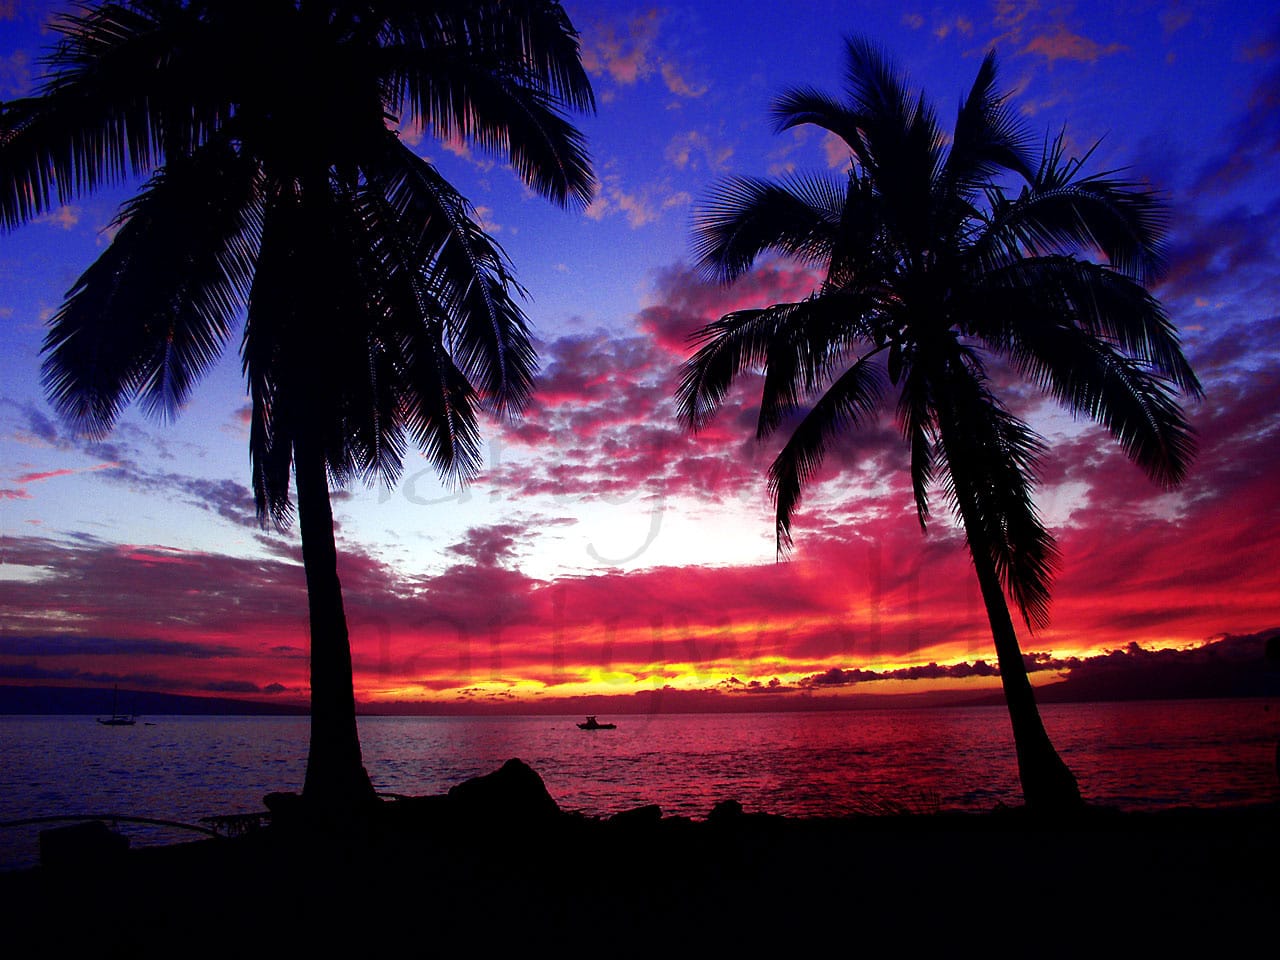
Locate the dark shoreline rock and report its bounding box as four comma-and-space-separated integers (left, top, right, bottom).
38, 820, 129, 868
446, 757, 560, 822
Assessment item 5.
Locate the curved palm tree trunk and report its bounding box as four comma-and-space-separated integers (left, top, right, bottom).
294, 428, 377, 814
963, 531, 1083, 810
939, 406, 1083, 811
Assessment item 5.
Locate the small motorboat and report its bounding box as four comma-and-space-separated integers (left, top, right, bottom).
577, 715, 616, 730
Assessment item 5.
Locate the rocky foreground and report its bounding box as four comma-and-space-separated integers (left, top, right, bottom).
2, 759, 1276, 954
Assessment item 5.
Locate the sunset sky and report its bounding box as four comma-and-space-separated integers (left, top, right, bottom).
1, 0, 1277, 712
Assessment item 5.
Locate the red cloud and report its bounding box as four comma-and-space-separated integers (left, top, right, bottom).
4, 233, 1276, 710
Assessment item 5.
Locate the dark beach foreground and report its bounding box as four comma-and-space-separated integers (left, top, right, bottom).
3, 759, 1276, 955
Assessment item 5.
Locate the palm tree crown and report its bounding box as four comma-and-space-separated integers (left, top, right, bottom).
1, 0, 595, 812
677, 38, 1199, 808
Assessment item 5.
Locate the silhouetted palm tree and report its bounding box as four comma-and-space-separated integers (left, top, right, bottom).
0, 1, 594, 814
676, 38, 1199, 810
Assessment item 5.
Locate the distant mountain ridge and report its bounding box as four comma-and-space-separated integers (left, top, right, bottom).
0, 685, 308, 716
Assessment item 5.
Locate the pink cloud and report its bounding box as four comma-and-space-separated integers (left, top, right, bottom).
822, 131, 850, 169
14, 468, 77, 483
580, 9, 660, 86
579, 8, 704, 100
638, 262, 823, 354
4, 231, 1275, 707
4, 414, 1277, 709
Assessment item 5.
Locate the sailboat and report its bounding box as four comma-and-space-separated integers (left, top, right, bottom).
97, 686, 136, 726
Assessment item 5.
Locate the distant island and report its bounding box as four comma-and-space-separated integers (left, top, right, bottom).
0, 685, 308, 717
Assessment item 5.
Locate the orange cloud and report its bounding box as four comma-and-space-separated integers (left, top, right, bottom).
1023, 24, 1126, 63
664, 130, 732, 171
585, 174, 687, 228
932, 15, 974, 40
35, 205, 79, 230
661, 61, 707, 99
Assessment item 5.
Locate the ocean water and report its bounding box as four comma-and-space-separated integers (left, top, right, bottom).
2, 699, 1277, 869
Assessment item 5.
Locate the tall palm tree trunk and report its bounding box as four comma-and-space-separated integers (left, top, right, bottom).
965, 533, 1083, 810
294, 426, 377, 813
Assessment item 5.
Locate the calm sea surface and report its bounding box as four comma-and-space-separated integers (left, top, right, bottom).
2, 699, 1277, 869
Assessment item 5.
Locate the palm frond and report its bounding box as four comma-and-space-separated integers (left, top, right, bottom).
896, 363, 938, 530
970, 256, 1201, 397
824, 170, 895, 291
979, 301, 1197, 488
843, 37, 941, 167
341, 325, 411, 491
308, 176, 411, 491
370, 137, 536, 418
0, 1, 225, 229
941, 49, 1034, 200
978, 131, 1169, 283
350, 175, 450, 487
40, 140, 260, 437
838, 36, 945, 252
356, 129, 489, 488
677, 306, 787, 431
768, 353, 887, 554
378, 0, 595, 112
247, 364, 295, 532
936, 372, 1059, 629
471, 0, 597, 114
843, 35, 916, 130
390, 4, 594, 208
406, 338, 485, 485
691, 174, 844, 284
677, 295, 878, 433
770, 86, 867, 166
755, 293, 883, 437
242, 186, 307, 527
